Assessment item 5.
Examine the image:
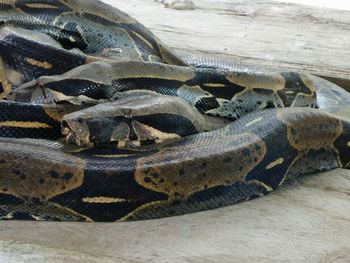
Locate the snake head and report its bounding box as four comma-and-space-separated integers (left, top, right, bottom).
61, 117, 92, 148
61, 108, 133, 148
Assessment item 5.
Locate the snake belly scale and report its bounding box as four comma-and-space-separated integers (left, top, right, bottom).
0, 0, 349, 222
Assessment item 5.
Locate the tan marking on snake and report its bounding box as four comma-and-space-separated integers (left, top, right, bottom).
48, 202, 93, 222
135, 132, 266, 200
24, 3, 59, 9
109, 61, 196, 82
43, 105, 76, 122
26, 58, 53, 70
82, 197, 127, 204
69, 36, 76, 43
347, 141, 350, 147
203, 83, 227, 88
249, 180, 273, 192
277, 109, 343, 185
6, 68, 23, 86
118, 200, 167, 222
245, 117, 264, 127
0, 121, 51, 129
130, 31, 154, 49
0, 57, 12, 99
93, 154, 133, 158
265, 158, 284, 170
4, 213, 14, 220
277, 109, 343, 151
226, 72, 285, 91
0, 142, 86, 200
299, 73, 317, 93
132, 121, 181, 142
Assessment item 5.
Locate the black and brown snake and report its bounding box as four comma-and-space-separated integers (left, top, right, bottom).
0, 0, 349, 221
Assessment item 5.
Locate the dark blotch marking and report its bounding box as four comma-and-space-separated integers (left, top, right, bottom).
144, 177, 152, 183
12, 169, 20, 176
63, 173, 73, 181
253, 88, 274, 95
134, 114, 199, 137
140, 139, 156, 146
242, 148, 251, 157
179, 168, 185, 176
151, 173, 159, 179
187, 182, 267, 210
44, 79, 113, 100
128, 123, 138, 141
265, 101, 275, 109
31, 197, 42, 205
334, 119, 350, 167
186, 70, 245, 100
0, 3, 12, 10
50, 156, 168, 221
195, 97, 220, 113
10, 212, 34, 220
86, 118, 120, 145
278, 72, 313, 106
50, 171, 60, 179
223, 156, 232, 163
58, 22, 88, 50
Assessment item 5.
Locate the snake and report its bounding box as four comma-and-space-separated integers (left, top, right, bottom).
0, 0, 349, 222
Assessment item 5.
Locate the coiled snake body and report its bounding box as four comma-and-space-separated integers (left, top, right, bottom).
0, 0, 349, 221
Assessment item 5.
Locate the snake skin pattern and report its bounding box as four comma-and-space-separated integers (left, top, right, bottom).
0, 0, 349, 222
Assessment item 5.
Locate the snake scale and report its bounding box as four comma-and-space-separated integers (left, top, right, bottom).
0, 0, 349, 222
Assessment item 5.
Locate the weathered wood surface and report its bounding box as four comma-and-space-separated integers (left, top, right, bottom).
105, 0, 350, 90
1, 1, 350, 262
1, 169, 350, 263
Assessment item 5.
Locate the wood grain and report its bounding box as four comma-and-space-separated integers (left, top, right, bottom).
1, 1, 350, 262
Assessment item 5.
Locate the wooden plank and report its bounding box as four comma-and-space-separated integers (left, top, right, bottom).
105, 0, 350, 90
1, 169, 350, 262
1, 1, 350, 262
